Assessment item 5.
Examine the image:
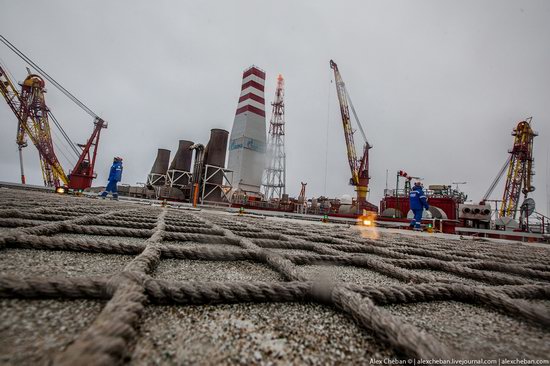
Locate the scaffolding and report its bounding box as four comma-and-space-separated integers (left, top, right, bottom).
166, 169, 193, 200
201, 164, 233, 206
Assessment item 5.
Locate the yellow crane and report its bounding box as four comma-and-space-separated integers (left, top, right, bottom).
329, 60, 377, 213
500, 119, 537, 218
481, 118, 537, 219
0, 35, 106, 190
0, 67, 68, 186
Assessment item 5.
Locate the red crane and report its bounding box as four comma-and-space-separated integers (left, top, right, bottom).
0, 35, 106, 191
330, 60, 377, 213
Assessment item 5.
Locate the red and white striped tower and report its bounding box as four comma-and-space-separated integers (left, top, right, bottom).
227, 66, 267, 195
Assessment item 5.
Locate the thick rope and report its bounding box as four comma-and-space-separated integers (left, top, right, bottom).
0, 189, 549, 364
54, 208, 167, 365
331, 286, 455, 360
0, 275, 111, 299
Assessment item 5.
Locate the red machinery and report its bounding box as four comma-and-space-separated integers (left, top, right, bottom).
378, 170, 467, 233
0, 36, 106, 190
380, 188, 465, 220
66, 118, 106, 190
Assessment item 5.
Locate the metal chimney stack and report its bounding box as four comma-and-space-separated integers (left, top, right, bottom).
202, 129, 229, 202
147, 148, 171, 188
167, 140, 194, 188
169, 140, 194, 171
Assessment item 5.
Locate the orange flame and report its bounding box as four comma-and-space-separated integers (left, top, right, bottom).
356, 213, 380, 240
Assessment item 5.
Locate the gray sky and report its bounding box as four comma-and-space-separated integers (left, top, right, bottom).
1, 0, 549, 216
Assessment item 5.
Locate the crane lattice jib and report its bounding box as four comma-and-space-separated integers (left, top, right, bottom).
330, 60, 360, 186
0, 67, 68, 186
499, 120, 537, 218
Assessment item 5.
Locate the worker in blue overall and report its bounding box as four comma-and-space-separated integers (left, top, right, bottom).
409, 182, 429, 230
99, 157, 123, 200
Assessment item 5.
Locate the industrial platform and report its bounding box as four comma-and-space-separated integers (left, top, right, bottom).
0, 187, 549, 365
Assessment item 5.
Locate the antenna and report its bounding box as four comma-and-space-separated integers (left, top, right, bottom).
546, 147, 549, 217
452, 182, 467, 191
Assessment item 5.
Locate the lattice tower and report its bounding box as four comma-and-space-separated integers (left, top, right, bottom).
262, 74, 286, 200
0, 69, 66, 187
500, 118, 537, 218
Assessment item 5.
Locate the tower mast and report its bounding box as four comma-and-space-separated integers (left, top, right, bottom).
262, 74, 286, 200
499, 118, 537, 218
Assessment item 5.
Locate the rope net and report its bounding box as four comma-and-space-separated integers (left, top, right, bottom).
0, 188, 549, 364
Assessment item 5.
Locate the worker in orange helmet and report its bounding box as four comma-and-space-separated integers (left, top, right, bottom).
409, 181, 429, 231
99, 157, 123, 200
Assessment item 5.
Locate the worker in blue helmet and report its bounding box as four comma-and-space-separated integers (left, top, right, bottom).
99, 157, 123, 200
409, 181, 429, 231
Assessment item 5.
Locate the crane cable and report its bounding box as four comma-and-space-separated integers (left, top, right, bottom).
0, 57, 18, 85
1, 56, 81, 160
51, 130, 78, 168
482, 155, 512, 201
1, 57, 79, 161
323, 75, 332, 196
0, 35, 99, 119
345, 85, 371, 148
48, 111, 80, 158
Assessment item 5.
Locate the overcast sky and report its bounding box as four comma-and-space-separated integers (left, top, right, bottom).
1, 0, 549, 216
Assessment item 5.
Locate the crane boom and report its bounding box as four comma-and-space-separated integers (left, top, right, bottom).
481, 156, 511, 203
330, 60, 374, 212
499, 119, 537, 218
0, 66, 68, 186
0, 36, 107, 191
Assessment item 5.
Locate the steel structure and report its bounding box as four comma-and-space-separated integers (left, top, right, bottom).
167, 140, 194, 191
298, 182, 307, 202
203, 129, 230, 202
68, 117, 106, 190
0, 36, 106, 191
0, 69, 67, 187
330, 60, 376, 213
147, 148, 171, 189
481, 157, 511, 205
0, 66, 106, 189
262, 74, 286, 200
499, 119, 537, 218
201, 164, 233, 205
